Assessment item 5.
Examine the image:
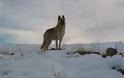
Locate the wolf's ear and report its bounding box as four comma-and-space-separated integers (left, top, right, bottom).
58, 15, 61, 20
62, 15, 65, 20
57, 15, 61, 24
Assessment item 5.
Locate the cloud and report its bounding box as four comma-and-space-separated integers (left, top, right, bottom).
0, 27, 41, 44
0, 0, 124, 44
0, 0, 65, 30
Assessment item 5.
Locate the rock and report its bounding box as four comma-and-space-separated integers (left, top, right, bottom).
106, 48, 117, 57
119, 53, 123, 57
10, 53, 14, 55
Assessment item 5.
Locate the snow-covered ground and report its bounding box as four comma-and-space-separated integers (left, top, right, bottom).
0, 43, 123, 78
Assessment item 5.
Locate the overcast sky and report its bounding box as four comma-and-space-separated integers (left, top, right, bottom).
0, 0, 124, 44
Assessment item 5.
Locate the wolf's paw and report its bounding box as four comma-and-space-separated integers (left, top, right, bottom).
58, 48, 62, 50
50, 48, 56, 50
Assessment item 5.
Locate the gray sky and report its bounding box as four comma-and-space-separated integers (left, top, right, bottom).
0, 0, 124, 44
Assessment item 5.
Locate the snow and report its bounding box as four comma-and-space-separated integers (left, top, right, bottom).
0, 43, 123, 78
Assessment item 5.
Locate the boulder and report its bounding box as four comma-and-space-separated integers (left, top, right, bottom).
106, 48, 117, 57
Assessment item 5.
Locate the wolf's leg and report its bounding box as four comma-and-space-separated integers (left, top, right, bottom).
55, 39, 58, 50
48, 40, 52, 47
43, 40, 49, 51
46, 40, 51, 50
59, 38, 62, 50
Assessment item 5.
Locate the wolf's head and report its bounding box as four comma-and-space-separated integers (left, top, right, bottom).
57, 15, 65, 25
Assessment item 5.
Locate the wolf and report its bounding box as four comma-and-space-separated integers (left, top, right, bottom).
41, 15, 66, 51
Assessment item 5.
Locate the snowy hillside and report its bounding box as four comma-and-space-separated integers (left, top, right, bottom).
0, 43, 123, 78
64, 42, 124, 53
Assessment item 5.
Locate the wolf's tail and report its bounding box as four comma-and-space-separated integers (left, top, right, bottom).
41, 38, 45, 49
41, 44, 43, 49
